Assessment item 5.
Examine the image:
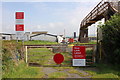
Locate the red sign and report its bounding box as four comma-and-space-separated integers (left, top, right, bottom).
53, 53, 64, 64
16, 12, 24, 19
16, 24, 24, 31
68, 38, 74, 43
72, 46, 86, 59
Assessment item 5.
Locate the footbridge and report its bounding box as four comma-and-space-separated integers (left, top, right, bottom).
78, 0, 120, 43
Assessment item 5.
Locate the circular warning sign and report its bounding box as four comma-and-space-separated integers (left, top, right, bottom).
53, 53, 64, 64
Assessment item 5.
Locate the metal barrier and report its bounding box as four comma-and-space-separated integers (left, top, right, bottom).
24, 44, 96, 67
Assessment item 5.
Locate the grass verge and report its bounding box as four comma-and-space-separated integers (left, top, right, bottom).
84, 64, 120, 78
23, 40, 58, 45
3, 61, 44, 78
48, 72, 68, 78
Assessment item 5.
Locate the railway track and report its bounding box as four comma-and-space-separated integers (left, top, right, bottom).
24, 44, 67, 48
24, 44, 96, 48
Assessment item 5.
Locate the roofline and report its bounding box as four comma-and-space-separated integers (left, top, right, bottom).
0, 33, 15, 35
30, 33, 57, 38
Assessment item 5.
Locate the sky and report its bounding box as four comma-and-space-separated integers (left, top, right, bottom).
1, 0, 102, 37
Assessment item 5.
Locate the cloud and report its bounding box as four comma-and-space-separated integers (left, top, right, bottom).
57, 2, 98, 36
2, 24, 15, 33
30, 22, 65, 35
2, 2, 100, 37
49, 22, 64, 28
25, 2, 99, 37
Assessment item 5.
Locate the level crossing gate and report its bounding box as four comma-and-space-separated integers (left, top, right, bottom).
24, 44, 96, 67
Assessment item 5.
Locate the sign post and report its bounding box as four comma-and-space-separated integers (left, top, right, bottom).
15, 11, 24, 40
72, 46, 86, 66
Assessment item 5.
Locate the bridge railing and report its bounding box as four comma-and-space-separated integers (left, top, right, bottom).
80, 0, 119, 29
109, 0, 119, 12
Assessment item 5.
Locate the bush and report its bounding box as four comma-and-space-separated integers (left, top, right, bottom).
2, 40, 24, 75
100, 14, 120, 64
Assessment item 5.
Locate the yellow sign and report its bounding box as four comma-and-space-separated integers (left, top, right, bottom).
68, 44, 74, 47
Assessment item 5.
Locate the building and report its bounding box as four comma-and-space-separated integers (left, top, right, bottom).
57, 35, 64, 43
30, 33, 57, 42
0, 31, 64, 43
30, 33, 63, 43
24, 32, 30, 41
0, 33, 16, 40
32, 31, 48, 34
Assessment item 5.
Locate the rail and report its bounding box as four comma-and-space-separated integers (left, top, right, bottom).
80, 0, 119, 29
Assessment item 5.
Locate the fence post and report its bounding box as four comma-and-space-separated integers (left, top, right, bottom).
25, 46, 28, 63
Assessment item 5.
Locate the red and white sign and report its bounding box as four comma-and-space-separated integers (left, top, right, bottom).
73, 46, 86, 59
16, 12, 24, 19
16, 24, 24, 31
15, 12, 24, 40
72, 46, 86, 66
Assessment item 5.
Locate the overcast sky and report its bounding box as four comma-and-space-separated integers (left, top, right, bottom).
1, 0, 102, 37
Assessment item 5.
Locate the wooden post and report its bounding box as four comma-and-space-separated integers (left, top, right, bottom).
25, 46, 28, 63
100, 41, 102, 61
93, 45, 96, 63
96, 27, 99, 63
118, 1, 120, 13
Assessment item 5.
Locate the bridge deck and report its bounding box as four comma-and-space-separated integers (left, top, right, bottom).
78, 0, 119, 42
80, 0, 119, 29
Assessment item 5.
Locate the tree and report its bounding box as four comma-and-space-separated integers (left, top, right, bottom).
100, 13, 120, 64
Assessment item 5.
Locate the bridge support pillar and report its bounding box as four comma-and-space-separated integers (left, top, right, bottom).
118, 1, 120, 13
104, 9, 111, 21
78, 28, 89, 43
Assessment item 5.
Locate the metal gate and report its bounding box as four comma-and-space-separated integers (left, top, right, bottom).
24, 44, 96, 67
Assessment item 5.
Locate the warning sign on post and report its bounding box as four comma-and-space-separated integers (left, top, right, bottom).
72, 46, 86, 66
16, 12, 24, 19
16, 24, 24, 31
15, 11, 24, 40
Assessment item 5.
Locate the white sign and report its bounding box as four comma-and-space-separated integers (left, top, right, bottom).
16, 19, 24, 24
16, 31, 24, 40
73, 59, 86, 66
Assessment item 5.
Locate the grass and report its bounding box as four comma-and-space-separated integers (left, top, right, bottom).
60, 52, 72, 67
23, 40, 58, 45
85, 70, 97, 76
28, 48, 56, 66
2, 40, 120, 78
68, 69, 91, 77
53, 67, 74, 71
68, 69, 79, 74
86, 49, 93, 54
2, 40, 46, 78
92, 73, 119, 78
22, 39, 96, 45
2, 61, 44, 78
84, 63, 120, 78
48, 72, 68, 78
71, 41, 97, 45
